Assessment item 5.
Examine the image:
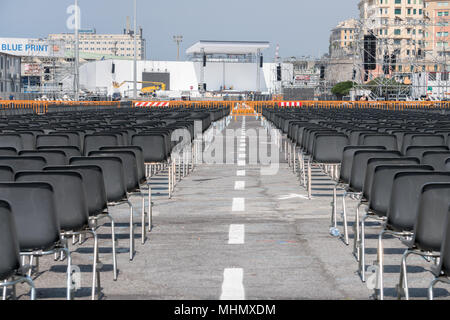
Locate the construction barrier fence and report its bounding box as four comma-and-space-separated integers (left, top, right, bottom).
2, 100, 450, 115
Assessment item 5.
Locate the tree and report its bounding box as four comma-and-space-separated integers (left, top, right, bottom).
331, 81, 355, 97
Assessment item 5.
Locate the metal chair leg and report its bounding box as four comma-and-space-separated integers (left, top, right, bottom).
106, 213, 118, 281
64, 247, 72, 300
127, 201, 135, 261
428, 277, 441, 300
88, 229, 99, 300
141, 193, 146, 244
359, 214, 368, 282
378, 229, 386, 300
342, 192, 349, 245
398, 249, 412, 300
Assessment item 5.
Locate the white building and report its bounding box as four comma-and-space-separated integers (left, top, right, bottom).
48, 20, 145, 61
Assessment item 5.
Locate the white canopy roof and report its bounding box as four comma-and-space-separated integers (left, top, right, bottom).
186, 40, 270, 55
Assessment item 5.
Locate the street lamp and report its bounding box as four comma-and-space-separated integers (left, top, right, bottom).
133, 0, 138, 100
173, 35, 183, 61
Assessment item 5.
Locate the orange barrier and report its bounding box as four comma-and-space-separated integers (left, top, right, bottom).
2, 99, 449, 115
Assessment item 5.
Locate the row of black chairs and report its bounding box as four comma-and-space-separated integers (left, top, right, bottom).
263, 106, 450, 300
0, 106, 230, 300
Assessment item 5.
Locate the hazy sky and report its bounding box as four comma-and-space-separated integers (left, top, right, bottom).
0, 0, 358, 61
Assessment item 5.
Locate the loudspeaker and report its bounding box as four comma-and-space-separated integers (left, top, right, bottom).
364, 34, 377, 70
203, 53, 207, 67
203, 83, 207, 91
383, 53, 390, 75
277, 65, 282, 81
112, 63, 115, 74
260, 56, 263, 68
320, 66, 325, 80
352, 69, 356, 80
390, 54, 397, 71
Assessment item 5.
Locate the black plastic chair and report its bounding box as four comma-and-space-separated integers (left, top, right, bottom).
0, 147, 17, 157
358, 164, 433, 283
398, 183, 450, 300
38, 146, 82, 158
83, 134, 120, 156
36, 134, 71, 148
429, 206, 450, 300
0, 156, 47, 172
15, 171, 100, 300
44, 165, 117, 280
0, 134, 23, 152
422, 151, 450, 171
331, 146, 386, 244
88, 150, 150, 244
0, 182, 71, 299
69, 156, 136, 261
0, 166, 14, 182
377, 171, 450, 300
18, 150, 68, 166
0, 200, 35, 300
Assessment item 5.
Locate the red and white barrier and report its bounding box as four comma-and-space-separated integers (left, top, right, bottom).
279, 101, 303, 107
135, 102, 170, 107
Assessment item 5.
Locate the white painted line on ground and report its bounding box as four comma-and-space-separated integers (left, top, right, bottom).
240, 143, 246, 148
238, 154, 246, 159
220, 268, 245, 300
239, 148, 246, 152
237, 170, 246, 176
234, 181, 245, 190
228, 224, 245, 244
237, 160, 246, 166
232, 198, 245, 211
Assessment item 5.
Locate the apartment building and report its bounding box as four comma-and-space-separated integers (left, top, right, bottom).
48, 20, 146, 61
0, 52, 21, 94
424, 0, 450, 59
329, 19, 359, 58
358, 0, 425, 74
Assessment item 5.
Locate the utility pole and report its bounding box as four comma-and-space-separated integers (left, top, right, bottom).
173, 35, 183, 61
74, 0, 80, 101
133, 0, 138, 100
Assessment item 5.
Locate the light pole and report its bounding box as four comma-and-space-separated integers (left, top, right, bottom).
133, 0, 138, 100
173, 35, 183, 61
74, 0, 80, 101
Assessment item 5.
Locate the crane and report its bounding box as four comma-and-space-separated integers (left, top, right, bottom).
112, 81, 166, 95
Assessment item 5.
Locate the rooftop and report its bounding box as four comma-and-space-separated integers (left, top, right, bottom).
186, 40, 270, 55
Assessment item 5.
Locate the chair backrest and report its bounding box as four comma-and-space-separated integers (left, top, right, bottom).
0, 201, 20, 281
69, 156, 127, 203
37, 146, 82, 158
15, 171, 89, 232
19, 150, 68, 166
360, 134, 398, 151
100, 146, 146, 184
0, 166, 14, 182
312, 134, 349, 163
339, 146, 386, 184
0, 182, 60, 252
36, 134, 70, 148
44, 165, 108, 217
349, 150, 401, 192
369, 165, 433, 216
88, 150, 139, 192
132, 134, 167, 163
411, 183, 450, 252
422, 151, 450, 171
0, 134, 23, 152
0, 156, 47, 172
363, 157, 420, 200
387, 172, 450, 232
405, 146, 449, 160
0, 147, 17, 157
401, 134, 445, 154
83, 134, 119, 156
